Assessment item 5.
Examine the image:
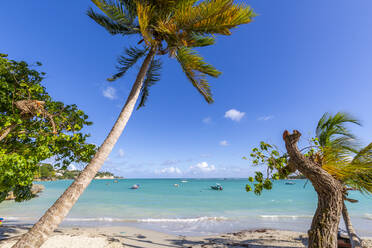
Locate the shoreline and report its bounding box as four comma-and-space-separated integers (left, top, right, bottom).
1, 225, 372, 248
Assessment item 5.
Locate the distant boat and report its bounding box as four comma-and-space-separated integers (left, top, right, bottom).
130, 184, 139, 189
174, 184, 179, 187
285, 181, 295, 185
210, 183, 223, 190
181, 180, 188, 183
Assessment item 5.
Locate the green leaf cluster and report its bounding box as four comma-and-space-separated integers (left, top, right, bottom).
0, 54, 97, 202
244, 142, 287, 195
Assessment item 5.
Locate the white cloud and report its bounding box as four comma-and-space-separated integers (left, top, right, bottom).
68, 164, 77, 171
224, 109, 245, 122
258, 115, 274, 121
202, 117, 212, 124
118, 149, 125, 158
102, 86, 117, 100
189, 162, 216, 173
157, 167, 182, 175
219, 140, 229, 146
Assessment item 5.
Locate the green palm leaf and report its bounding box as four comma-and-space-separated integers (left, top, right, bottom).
87, 8, 139, 35
108, 46, 148, 81
176, 47, 221, 103
137, 58, 162, 109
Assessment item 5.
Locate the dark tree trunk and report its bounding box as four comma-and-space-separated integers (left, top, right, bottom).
342, 201, 362, 248
283, 130, 344, 248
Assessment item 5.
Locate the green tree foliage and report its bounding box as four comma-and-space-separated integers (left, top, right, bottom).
244, 112, 372, 196
38, 164, 55, 179
0, 54, 96, 202
87, 0, 255, 106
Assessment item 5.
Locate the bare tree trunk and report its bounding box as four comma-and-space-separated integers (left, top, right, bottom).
12, 48, 157, 248
283, 130, 343, 248
342, 201, 362, 248
0, 123, 17, 142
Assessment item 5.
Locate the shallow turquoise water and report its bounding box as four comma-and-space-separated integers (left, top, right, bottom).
1, 179, 371, 236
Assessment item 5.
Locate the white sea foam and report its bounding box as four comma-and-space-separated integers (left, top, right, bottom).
3, 216, 34, 221
259, 215, 312, 219
363, 214, 372, 220
64, 217, 135, 222
138, 217, 228, 223
62, 216, 228, 223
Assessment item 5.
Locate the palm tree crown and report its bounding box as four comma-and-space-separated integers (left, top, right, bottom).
315, 112, 372, 194
88, 0, 255, 107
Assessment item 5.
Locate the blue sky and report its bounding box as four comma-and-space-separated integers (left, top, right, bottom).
2, 0, 372, 178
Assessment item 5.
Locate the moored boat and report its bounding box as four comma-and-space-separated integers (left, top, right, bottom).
210, 184, 223, 190
130, 184, 139, 189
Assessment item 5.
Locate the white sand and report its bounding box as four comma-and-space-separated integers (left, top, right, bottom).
1, 225, 372, 248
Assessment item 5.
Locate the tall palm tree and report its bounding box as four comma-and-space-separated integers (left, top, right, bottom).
13, 1, 255, 247
315, 112, 372, 247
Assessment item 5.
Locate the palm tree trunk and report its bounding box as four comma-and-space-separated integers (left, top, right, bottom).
342, 201, 362, 248
12, 48, 157, 248
283, 130, 344, 248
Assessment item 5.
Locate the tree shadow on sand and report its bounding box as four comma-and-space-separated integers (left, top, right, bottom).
167, 230, 309, 248
0, 224, 32, 241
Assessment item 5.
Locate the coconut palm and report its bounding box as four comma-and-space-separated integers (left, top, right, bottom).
280, 113, 371, 247
13, 1, 255, 247
315, 112, 372, 247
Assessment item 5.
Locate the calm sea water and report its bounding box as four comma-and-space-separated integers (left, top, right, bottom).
1, 179, 371, 236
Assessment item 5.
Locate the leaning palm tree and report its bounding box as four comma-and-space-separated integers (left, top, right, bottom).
280, 113, 371, 247
13, 0, 255, 247
316, 112, 372, 247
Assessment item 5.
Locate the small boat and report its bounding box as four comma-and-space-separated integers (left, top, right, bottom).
114, 180, 118, 183
337, 229, 351, 248
181, 180, 188, 183
210, 183, 223, 190
285, 181, 295, 185
130, 184, 139, 189
174, 184, 179, 187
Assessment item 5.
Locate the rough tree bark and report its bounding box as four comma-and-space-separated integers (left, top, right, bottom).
283, 130, 344, 248
342, 201, 362, 248
12, 48, 157, 248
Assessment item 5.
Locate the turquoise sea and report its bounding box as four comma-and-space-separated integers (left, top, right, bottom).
1, 179, 371, 236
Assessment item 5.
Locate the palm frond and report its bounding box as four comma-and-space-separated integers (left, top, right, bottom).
317, 113, 371, 194
316, 112, 361, 150
137, 58, 162, 109
87, 8, 139, 35
136, 1, 155, 45
176, 47, 221, 103
176, 47, 221, 77
91, 0, 133, 25
108, 46, 148, 81
186, 34, 215, 47
175, 0, 255, 35
118, 0, 137, 19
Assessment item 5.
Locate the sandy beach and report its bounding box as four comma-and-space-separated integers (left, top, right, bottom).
1, 225, 371, 248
